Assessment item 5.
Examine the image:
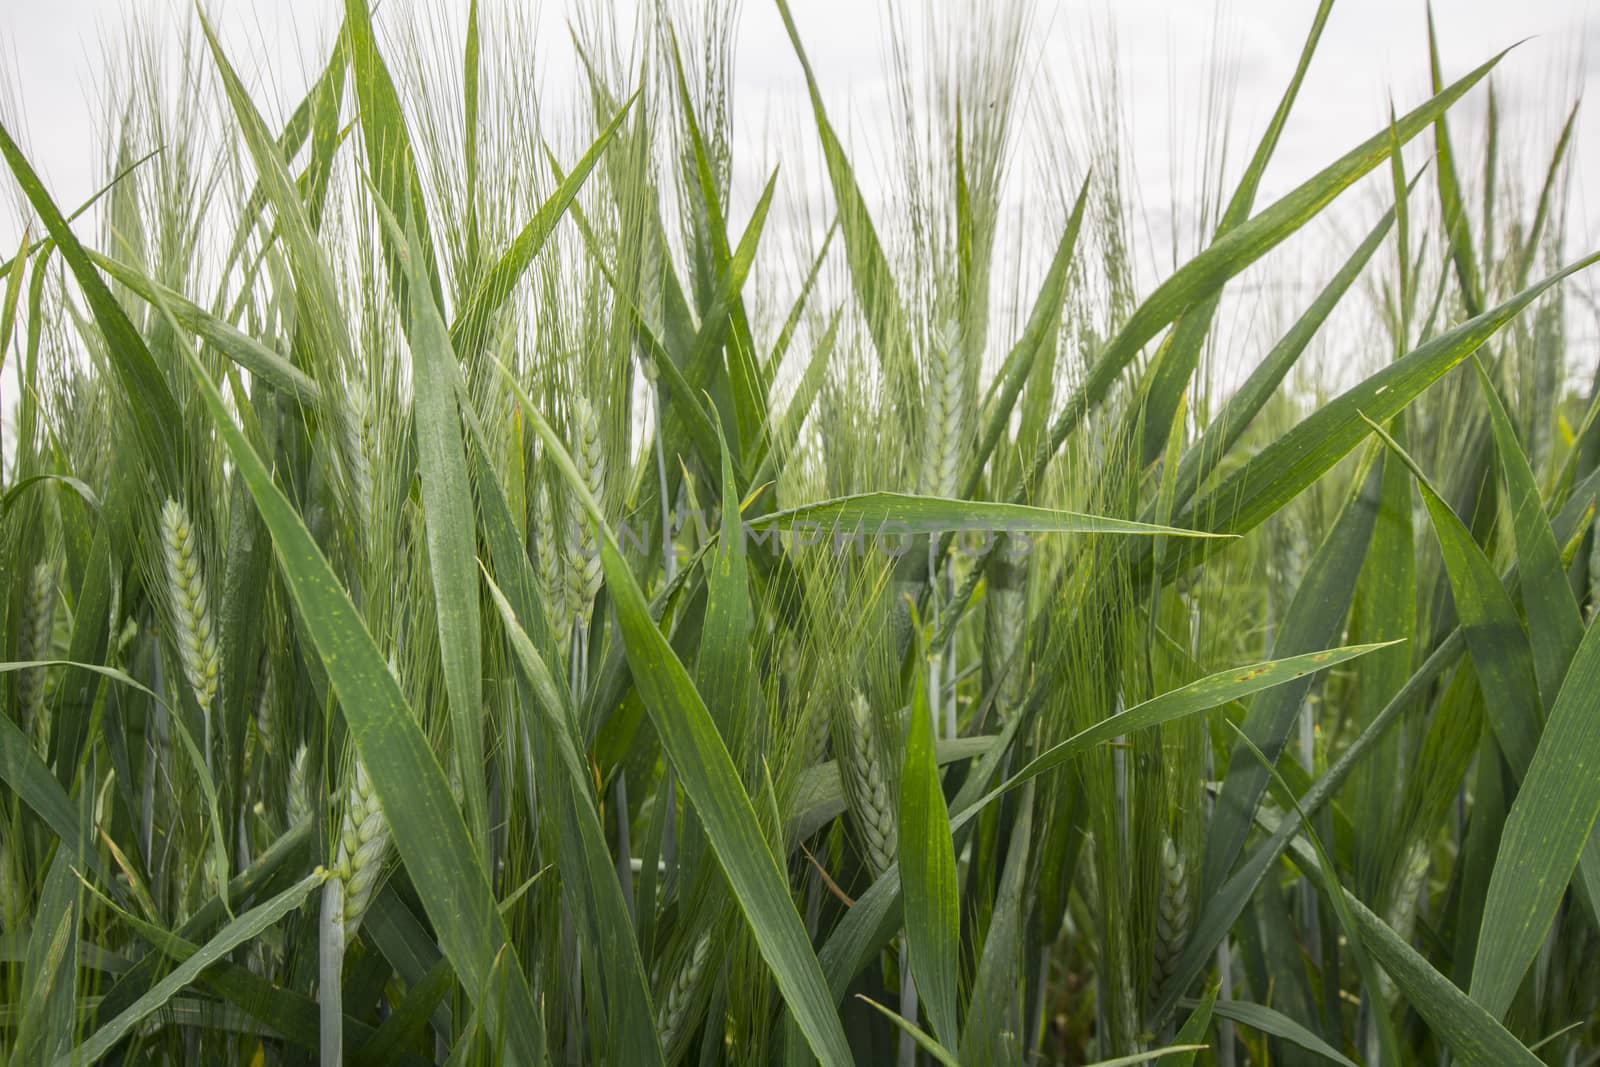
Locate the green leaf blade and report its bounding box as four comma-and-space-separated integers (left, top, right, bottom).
899, 669, 961, 1045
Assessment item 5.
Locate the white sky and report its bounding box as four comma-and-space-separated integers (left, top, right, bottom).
0, 0, 1596, 395
3, 1, 1594, 222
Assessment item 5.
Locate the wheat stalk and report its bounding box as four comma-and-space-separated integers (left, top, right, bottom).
317, 752, 388, 1067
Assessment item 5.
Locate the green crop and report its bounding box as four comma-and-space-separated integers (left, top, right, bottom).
1, 1, 1597, 1063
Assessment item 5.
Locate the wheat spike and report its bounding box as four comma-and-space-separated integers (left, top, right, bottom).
656, 932, 712, 1054
568, 396, 607, 627
984, 535, 1028, 717
17, 561, 55, 736
781, 637, 831, 766
334, 756, 390, 944
1076, 841, 1102, 937
160, 499, 219, 718
839, 689, 897, 876
920, 318, 965, 499
533, 481, 571, 643
251, 648, 274, 745
1151, 834, 1191, 1006
1386, 839, 1431, 944
804, 703, 832, 769
1371, 839, 1431, 1009
347, 382, 375, 535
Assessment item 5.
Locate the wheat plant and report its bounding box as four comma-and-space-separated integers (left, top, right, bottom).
1, 0, 1599, 1064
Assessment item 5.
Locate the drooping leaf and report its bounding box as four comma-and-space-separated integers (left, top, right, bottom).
1278, 831, 1542, 1067
1204, 1000, 1358, 1067
961, 643, 1398, 827
88, 250, 321, 406
749, 492, 1229, 542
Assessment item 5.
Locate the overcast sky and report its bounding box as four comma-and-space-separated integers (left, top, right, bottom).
1, 0, 1596, 378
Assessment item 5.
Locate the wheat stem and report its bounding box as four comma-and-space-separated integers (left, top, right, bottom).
318, 869, 344, 1067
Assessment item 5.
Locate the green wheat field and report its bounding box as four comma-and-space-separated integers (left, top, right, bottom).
2, 0, 1599, 1063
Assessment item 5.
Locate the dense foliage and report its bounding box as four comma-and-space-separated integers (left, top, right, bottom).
2, 1, 1598, 1063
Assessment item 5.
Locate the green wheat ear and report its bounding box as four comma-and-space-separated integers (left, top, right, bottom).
568, 395, 607, 628
1150, 833, 1191, 1009
347, 381, 376, 534
17, 561, 56, 738
334, 755, 390, 945
533, 481, 571, 646
984, 534, 1029, 717
1376, 838, 1433, 1009
160, 498, 220, 718
838, 688, 897, 877
786, 637, 831, 767
656, 932, 712, 1055
920, 318, 965, 499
